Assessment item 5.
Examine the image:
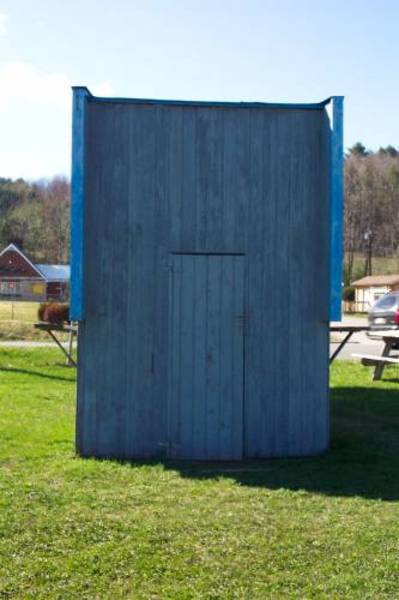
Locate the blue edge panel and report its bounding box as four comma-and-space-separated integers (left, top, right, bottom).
70, 86, 91, 321
70, 89, 343, 323
329, 97, 344, 322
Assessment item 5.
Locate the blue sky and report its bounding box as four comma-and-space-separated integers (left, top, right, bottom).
1, 0, 399, 179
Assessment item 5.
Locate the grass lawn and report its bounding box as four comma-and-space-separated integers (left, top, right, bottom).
0, 302, 70, 341
1, 349, 399, 598
0, 301, 39, 322
0, 301, 41, 341
351, 253, 399, 277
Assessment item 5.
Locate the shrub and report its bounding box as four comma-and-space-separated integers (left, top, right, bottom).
38, 303, 69, 323
342, 286, 355, 302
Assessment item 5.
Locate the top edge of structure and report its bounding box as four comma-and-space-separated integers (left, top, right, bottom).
72, 87, 343, 110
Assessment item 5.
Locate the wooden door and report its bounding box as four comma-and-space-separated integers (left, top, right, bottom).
168, 254, 245, 459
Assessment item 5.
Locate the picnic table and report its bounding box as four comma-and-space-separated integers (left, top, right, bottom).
34, 322, 77, 367
329, 323, 369, 364
352, 331, 399, 380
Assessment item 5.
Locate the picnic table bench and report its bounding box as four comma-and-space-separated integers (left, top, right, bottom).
329, 323, 369, 364
352, 331, 399, 380
34, 322, 77, 367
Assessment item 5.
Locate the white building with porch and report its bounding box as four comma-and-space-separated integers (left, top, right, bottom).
352, 274, 399, 311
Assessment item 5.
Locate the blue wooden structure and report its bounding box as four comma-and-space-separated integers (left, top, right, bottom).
71, 87, 344, 459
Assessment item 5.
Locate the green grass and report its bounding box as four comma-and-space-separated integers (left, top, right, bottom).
1, 349, 399, 598
0, 301, 39, 322
0, 302, 69, 341
0, 302, 43, 341
350, 253, 399, 278
0, 320, 60, 341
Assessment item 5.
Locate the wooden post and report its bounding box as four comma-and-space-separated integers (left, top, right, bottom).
66, 327, 74, 366
373, 340, 392, 381
330, 96, 344, 321
71, 86, 91, 321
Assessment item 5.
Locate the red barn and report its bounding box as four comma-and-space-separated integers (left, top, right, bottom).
0, 243, 69, 302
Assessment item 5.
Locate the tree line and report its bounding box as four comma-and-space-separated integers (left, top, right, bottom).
1, 143, 398, 279
344, 143, 399, 284
0, 176, 69, 264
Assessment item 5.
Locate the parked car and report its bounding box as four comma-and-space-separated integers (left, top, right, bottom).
368, 291, 399, 331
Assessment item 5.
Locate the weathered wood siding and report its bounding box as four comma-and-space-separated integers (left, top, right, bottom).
76, 100, 330, 459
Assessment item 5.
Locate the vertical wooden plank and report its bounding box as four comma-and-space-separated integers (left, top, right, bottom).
233, 110, 250, 252
205, 255, 222, 458
168, 254, 182, 457
311, 110, 331, 453
169, 108, 184, 250
166, 108, 185, 457
221, 110, 237, 251
270, 111, 291, 456
150, 105, 170, 457
231, 256, 245, 459
192, 255, 208, 457
123, 105, 158, 457
76, 99, 106, 456
286, 110, 307, 456
78, 103, 130, 458
219, 256, 234, 459
330, 96, 344, 321
282, 109, 330, 456
297, 112, 316, 455
179, 255, 196, 457
92, 104, 115, 457
244, 109, 267, 457
124, 104, 138, 457
100, 105, 129, 457
132, 106, 157, 456
200, 109, 224, 251
181, 109, 197, 250
259, 111, 276, 456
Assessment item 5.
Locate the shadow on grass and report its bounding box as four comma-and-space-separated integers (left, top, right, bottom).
109, 386, 399, 502
380, 378, 399, 384
0, 366, 75, 383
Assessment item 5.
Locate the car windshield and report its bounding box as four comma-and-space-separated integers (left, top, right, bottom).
374, 294, 398, 310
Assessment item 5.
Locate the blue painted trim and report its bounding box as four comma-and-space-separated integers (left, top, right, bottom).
77, 85, 332, 110
89, 95, 333, 111
72, 85, 92, 95
70, 87, 90, 321
329, 96, 344, 321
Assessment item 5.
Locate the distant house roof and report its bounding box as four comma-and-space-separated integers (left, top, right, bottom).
0, 243, 45, 278
0, 243, 69, 282
352, 274, 399, 288
36, 264, 70, 281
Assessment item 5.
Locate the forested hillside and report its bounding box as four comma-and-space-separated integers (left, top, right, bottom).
1, 143, 398, 277
0, 176, 69, 264
344, 144, 399, 283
